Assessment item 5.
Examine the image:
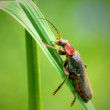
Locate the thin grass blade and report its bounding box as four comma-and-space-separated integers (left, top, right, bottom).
0, 0, 95, 110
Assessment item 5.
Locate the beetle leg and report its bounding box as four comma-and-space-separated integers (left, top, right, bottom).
42, 39, 58, 50
63, 59, 69, 76
63, 67, 69, 76
53, 76, 69, 95
41, 39, 63, 51
71, 90, 77, 106
58, 47, 66, 55
52, 59, 69, 95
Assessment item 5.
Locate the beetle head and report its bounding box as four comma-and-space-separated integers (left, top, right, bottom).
55, 37, 68, 47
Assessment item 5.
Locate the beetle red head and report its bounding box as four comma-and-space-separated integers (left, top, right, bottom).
55, 37, 69, 47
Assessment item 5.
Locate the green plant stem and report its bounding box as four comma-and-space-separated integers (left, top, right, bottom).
25, 30, 42, 110
25, 0, 42, 110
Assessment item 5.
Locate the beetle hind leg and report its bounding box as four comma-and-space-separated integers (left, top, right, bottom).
71, 90, 77, 106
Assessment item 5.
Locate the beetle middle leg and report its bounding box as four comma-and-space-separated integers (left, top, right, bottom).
53, 75, 69, 95
53, 59, 69, 95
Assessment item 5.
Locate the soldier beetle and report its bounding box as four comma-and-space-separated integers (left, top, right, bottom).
41, 18, 92, 106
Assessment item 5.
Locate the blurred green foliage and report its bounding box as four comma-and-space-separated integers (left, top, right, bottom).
0, 0, 110, 110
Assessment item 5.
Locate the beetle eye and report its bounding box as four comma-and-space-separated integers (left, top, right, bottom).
58, 41, 62, 45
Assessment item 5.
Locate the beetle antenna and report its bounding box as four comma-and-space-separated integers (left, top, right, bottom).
40, 18, 61, 38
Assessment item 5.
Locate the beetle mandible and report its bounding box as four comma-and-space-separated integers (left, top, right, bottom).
41, 19, 93, 106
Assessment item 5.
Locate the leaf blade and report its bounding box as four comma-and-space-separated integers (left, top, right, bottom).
0, 0, 95, 110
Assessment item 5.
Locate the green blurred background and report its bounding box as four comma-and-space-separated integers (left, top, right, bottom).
0, 0, 110, 110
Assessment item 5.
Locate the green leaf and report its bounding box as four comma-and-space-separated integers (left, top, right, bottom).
0, 0, 95, 110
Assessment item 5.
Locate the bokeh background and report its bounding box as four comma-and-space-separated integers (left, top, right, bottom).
0, 0, 110, 110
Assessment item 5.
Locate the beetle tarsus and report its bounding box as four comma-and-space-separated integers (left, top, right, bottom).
41, 39, 58, 50
71, 90, 77, 106
53, 76, 68, 95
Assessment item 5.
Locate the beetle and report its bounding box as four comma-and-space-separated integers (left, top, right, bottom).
41, 19, 93, 106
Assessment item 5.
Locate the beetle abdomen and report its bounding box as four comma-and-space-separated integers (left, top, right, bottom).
74, 78, 89, 102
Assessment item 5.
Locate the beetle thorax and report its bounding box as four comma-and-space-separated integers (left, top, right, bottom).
64, 43, 76, 55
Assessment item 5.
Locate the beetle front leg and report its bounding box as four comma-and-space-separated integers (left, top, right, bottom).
58, 47, 66, 55
42, 39, 66, 55
42, 39, 58, 50
42, 39, 64, 52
